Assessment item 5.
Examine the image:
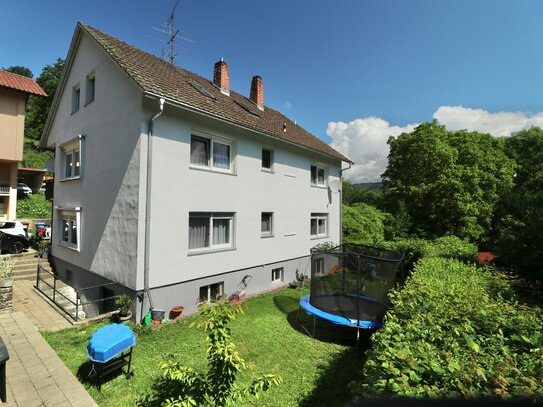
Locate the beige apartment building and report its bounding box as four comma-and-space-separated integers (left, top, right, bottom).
0, 70, 47, 220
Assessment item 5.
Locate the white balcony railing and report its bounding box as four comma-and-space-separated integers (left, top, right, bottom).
0, 183, 10, 195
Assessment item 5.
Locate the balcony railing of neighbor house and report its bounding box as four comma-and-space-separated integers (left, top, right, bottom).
35, 264, 120, 321
0, 183, 9, 195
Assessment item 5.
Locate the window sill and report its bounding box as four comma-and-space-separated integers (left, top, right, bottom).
261, 168, 274, 174
310, 184, 328, 189
70, 109, 79, 115
310, 235, 329, 240
271, 280, 283, 285
189, 165, 236, 176
84, 99, 94, 107
60, 176, 81, 183
188, 247, 236, 256
261, 234, 274, 239
57, 242, 80, 252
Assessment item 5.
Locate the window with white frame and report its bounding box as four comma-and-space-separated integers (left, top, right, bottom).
85, 73, 95, 105
199, 282, 224, 303
312, 258, 325, 275
60, 136, 82, 180
310, 213, 328, 238
190, 134, 233, 172
262, 148, 273, 171
72, 84, 80, 113
310, 165, 326, 186
189, 212, 234, 252
271, 267, 283, 283
58, 208, 80, 250
261, 212, 273, 237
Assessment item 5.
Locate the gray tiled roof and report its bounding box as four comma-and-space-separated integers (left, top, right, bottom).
81, 23, 350, 163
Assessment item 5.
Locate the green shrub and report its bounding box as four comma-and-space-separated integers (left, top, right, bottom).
357, 257, 543, 399
343, 203, 387, 246
16, 193, 51, 219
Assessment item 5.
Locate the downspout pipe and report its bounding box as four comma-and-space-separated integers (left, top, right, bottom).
143, 97, 165, 317
339, 161, 353, 246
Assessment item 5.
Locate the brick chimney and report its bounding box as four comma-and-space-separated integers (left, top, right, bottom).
250, 75, 264, 110
213, 58, 230, 95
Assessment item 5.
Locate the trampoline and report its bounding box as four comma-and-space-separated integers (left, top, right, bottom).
300, 243, 403, 341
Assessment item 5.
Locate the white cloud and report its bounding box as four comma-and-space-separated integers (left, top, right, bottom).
434, 106, 543, 137
329, 106, 543, 183
284, 100, 292, 109
327, 117, 417, 183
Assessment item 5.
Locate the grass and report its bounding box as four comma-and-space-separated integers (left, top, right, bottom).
16, 193, 52, 219
42, 287, 366, 407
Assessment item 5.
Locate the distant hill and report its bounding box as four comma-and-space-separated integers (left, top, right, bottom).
353, 182, 382, 192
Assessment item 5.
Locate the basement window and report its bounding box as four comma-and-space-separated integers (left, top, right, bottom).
199, 282, 224, 303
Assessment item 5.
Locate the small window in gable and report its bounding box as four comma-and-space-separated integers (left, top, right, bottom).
72, 84, 80, 113
262, 148, 273, 171
310, 165, 326, 187
86, 74, 95, 104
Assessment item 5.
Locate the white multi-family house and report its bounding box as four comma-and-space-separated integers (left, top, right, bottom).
40, 23, 351, 320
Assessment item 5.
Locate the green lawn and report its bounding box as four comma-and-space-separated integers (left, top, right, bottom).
42, 287, 366, 406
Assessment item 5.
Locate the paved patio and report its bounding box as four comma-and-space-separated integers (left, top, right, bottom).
0, 281, 97, 406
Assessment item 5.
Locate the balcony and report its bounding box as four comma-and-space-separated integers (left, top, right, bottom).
0, 183, 10, 196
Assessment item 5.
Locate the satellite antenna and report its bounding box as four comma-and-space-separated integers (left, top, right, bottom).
328, 180, 342, 193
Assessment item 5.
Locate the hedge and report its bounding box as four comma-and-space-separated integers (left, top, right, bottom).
357, 257, 543, 398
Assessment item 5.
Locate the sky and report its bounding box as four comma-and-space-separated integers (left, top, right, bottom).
2, 0, 543, 182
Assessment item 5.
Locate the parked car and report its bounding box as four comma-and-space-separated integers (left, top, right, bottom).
17, 182, 32, 197
0, 231, 30, 254
0, 221, 28, 238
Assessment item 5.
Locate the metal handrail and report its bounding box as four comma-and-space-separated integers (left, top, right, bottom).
35, 264, 122, 321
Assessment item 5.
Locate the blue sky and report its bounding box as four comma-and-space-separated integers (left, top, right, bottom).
2, 0, 543, 181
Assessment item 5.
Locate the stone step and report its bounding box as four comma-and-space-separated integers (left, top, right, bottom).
14, 258, 41, 266
13, 273, 37, 281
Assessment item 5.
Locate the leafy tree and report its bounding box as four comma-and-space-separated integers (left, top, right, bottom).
140, 298, 282, 406
2, 65, 33, 78
495, 127, 543, 276
25, 58, 64, 140
382, 121, 515, 242
343, 203, 388, 245
342, 180, 384, 207
21, 138, 53, 169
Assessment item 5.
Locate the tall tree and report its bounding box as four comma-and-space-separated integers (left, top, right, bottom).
495, 127, 543, 276
383, 121, 515, 242
25, 58, 64, 140
2, 65, 33, 78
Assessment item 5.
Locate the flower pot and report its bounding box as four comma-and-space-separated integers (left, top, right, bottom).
169, 306, 184, 320
0, 279, 13, 289
118, 310, 132, 325
151, 308, 165, 321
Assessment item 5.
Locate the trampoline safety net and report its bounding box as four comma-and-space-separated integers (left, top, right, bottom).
308, 243, 403, 326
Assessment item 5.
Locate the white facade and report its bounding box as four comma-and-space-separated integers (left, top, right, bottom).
44, 28, 344, 318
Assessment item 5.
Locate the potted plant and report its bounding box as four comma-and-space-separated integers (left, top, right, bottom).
0, 256, 14, 313
115, 294, 133, 324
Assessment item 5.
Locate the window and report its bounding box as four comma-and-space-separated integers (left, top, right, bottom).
189, 213, 234, 252
310, 213, 328, 239
262, 149, 273, 171
312, 258, 324, 275
271, 267, 283, 283
58, 208, 80, 250
199, 282, 224, 303
190, 134, 233, 172
85, 74, 95, 104
60, 136, 83, 180
261, 212, 273, 237
72, 84, 80, 113
310, 165, 326, 186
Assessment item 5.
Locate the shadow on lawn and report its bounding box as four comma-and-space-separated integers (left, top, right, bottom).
274, 293, 372, 406
273, 294, 375, 346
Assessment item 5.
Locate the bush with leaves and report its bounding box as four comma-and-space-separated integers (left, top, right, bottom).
357, 257, 543, 398
139, 298, 282, 407
343, 203, 389, 246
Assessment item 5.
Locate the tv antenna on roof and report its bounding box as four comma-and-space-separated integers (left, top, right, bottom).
148, 0, 194, 65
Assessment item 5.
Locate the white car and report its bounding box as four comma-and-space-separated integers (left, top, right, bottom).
0, 221, 28, 238
17, 183, 32, 196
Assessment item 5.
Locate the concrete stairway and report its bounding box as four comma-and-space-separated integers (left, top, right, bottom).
11, 250, 52, 281
37, 271, 87, 320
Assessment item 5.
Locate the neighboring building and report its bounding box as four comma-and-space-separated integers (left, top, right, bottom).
41, 23, 351, 319
0, 71, 47, 219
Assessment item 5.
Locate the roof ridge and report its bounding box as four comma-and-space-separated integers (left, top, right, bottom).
77, 23, 350, 163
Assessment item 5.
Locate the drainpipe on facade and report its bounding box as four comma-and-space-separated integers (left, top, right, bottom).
339, 161, 352, 246
143, 97, 165, 318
